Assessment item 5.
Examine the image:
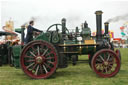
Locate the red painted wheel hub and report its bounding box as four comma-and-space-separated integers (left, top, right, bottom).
91, 49, 120, 78
35, 56, 43, 64
20, 40, 58, 79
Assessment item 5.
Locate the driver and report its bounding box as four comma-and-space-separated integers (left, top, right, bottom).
24, 21, 42, 44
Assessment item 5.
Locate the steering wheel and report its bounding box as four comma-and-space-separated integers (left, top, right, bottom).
46, 24, 69, 34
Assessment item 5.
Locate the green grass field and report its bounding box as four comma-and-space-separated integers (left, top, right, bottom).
0, 48, 128, 85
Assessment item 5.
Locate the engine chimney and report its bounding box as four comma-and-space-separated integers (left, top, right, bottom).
104, 22, 109, 36
61, 18, 66, 35
95, 11, 103, 41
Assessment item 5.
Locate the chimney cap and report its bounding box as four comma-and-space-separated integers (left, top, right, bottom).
104, 22, 109, 25
95, 10, 103, 15
62, 18, 66, 22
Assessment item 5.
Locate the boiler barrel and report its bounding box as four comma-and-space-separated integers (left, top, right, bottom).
61, 45, 97, 54
80, 45, 97, 54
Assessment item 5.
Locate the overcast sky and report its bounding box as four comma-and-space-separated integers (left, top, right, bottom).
1, 0, 128, 38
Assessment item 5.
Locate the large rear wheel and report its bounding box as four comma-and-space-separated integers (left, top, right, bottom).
91, 49, 120, 78
20, 40, 58, 79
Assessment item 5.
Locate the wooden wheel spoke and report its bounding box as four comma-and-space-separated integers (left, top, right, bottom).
26, 62, 35, 69
101, 66, 107, 73
35, 65, 39, 75
32, 64, 37, 70
39, 64, 43, 74
45, 51, 54, 57
109, 61, 115, 65
40, 44, 44, 49
37, 46, 40, 56
26, 60, 35, 62
96, 58, 102, 62
41, 49, 49, 56
44, 63, 52, 69
104, 53, 107, 60
24, 55, 34, 58
43, 65, 48, 73
99, 55, 105, 61
30, 51, 36, 57
106, 54, 110, 61
105, 67, 108, 73
95, 63, 101, 67
108, 64, 113, 68
95, 64, 103, 71
31, 47, 37, 52
46, 57, 54, 60
47, 61, 54, 65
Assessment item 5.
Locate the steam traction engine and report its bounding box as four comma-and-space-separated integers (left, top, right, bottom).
11, 11, 121, 79
0, 31, 18, 66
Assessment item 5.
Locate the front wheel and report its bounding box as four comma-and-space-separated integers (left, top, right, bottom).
91, 49, 120, 78
20, 40, 58, 79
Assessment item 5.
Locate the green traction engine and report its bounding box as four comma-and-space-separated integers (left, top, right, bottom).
10, 11, 121, 79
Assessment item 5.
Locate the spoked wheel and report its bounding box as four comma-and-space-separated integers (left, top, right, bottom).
20, 40, 58, 79
91, 49, 120, 78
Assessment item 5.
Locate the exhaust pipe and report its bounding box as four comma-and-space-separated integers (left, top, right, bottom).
61, 18, 66, 35
95, 11, 103, 41
104, 22, 109, 36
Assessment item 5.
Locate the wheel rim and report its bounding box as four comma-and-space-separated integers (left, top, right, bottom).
115, 49, 121, 60
91, 49, 120, 78
20, 40, 58, 79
